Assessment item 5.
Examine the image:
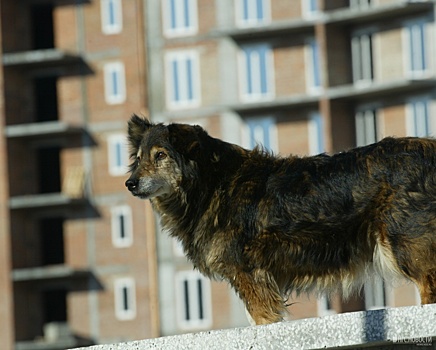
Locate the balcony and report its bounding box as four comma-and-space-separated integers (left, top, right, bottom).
12, 265, 89, 283
229, 94, 320, 115
327, 77, 436, 102
23, 0, 90, 5
9, 192, 87, 210
221, 17, 316, 41
16, 322, 93, 350
5, 121, 83, 140
8, 164, 94, 217
2, 48, 92, 76
3, 48, 81, 68
326, 1, 434, 26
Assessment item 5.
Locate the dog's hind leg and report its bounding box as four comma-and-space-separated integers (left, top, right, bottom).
415, 270, 436, 304
229, 268, 286, 325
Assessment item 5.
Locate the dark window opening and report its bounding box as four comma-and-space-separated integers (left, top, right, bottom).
183, 280, 190, 321
34, 77, 58, 122
122, 286, 129, 311
37, 147, 61, 194
40, 217, 64, 266
197, 278, 204, 320
368, 35, 374, 80
31, 4, 54, 50
43, 289, 67, 323
119, 215, 125, 239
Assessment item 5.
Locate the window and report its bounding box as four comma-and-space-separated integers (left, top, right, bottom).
306, 38, 322, 93
364, 276, 386, 310
111, 205, 133, 248
406, 96, 433, 137
245, 116, 277, 152
104, 62, 126, 105
414, 285, 421, 305
355, 108, 379, 147
176, 271, 212, 330
165, 50, 200, 109
302, 0, 318, 18
173, 238, 185, 257
114, 277, 136, 320
405, 20, 429, 77
108, 134, 129, 176
317, 294, 336, 316
236, 0, 270, 27
163, 0, 198, 37
351, 31, 374, 85
101, 0, 122, 35
350, 0, 371, 9
308, 112, 324, 155
239, 44, 274, 101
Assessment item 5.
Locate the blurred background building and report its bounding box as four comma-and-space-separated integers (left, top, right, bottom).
0, 0, 433, 349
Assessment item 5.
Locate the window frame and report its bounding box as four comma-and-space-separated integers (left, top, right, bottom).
104, 61, 126, 105
162, 0, 198, 37
243, 116, 278, 153
349, 0, 372, 10
175, 270, 212, 330
305, 37, 322, 94
302, 0, 319, 18
114, 277, 137, 321
406, 95, 434, 137
364, 276, 387, 310
111, 205, 133, 248
173, 238, 185, 257
238, 44, 275, 102
403, 18, 431, 78
165, 50, 201, 110
107, 133, 129, 176
101, 0, 123, 35
317, 294, 336, 317
351, 28, 375, 86
355, 106, 381, 147
308, 112, 325, 155
235, 0, 270, 28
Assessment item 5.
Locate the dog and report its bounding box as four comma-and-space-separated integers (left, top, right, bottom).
125, 115, 436, 325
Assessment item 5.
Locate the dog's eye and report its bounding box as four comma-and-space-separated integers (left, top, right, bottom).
156, 151, 167, 161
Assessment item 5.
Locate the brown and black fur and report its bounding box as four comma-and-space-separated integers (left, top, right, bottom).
125, 115, 436, 325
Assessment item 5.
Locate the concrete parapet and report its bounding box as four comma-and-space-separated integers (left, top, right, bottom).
72, 304, 436, 350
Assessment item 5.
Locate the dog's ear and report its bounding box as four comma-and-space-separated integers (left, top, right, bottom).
186, 125, 204, 159
168, 124, 206, 161
127, 114, 151, 149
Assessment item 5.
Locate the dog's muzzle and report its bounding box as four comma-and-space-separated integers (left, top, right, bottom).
125, 178, 138, 192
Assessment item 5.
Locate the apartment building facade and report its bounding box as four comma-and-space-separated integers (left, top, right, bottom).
0, 0, 158, 349
146, 0, 433, 335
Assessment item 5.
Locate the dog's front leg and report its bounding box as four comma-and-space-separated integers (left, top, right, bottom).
229, 268, 286, 325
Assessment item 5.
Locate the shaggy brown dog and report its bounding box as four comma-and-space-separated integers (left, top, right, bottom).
125, 115, 436, 325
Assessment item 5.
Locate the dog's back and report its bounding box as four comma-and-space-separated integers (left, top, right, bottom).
236, 138, 435, 295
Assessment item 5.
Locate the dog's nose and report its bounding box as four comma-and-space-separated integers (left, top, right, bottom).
125, 179, 138, 191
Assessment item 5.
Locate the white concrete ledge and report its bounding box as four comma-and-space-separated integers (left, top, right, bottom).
72, 304, 436, 350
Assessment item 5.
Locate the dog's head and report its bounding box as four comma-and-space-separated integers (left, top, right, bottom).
125, 115, 207, 200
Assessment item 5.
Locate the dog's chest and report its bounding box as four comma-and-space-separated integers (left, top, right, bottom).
185, 230, 235, 278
